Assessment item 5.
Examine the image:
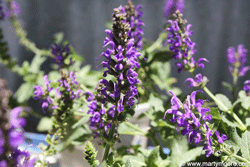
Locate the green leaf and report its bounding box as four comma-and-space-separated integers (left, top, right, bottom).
147, 146, 160, 167
72, 115, 90, 129
14, 83, 34, 103
29, 53, 46, 73
215, 94, 232, 111
148, 94, 164, 112
37, 117, 52, 132
241, 97, 250, 110
241, 131, 250, 160
122, 155, 146, 167
238, 90, 247, 99
181, 147, 204, 164
68, 127, 89, 142
246, 118, 250, 127
118, 122, 146, 136
167, 136, 203, 167
125, 159, 132, 167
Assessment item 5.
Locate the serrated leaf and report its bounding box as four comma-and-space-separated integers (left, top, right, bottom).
215, 94, 232, 111
118, 122, 146, 136
181, 147, 203, 165
37, 117, 52, 132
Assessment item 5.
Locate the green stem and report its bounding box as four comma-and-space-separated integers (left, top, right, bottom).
102, 122, 116, 162
203, 86, 247, 131
232, 76, 238, 102
222, 147, 250, 164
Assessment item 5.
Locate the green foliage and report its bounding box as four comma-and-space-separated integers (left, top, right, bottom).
167, 136, 203, 167
224, 127, 250, 163
84, 141, 100, 167
215, 94, 233, 112
37, 117, 53, 132
118, 122, 146, 136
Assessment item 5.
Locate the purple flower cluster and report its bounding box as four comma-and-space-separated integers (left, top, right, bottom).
166, 11, 209, 73
164, 0, 185, 18
88, 5, 142, 137
125, 1, 144, 50
186, 73, 208, 88
34, 72, 83, 111
243, 80, 250, 96
50, 43, 73, 70
164, 91, 227, 157
227, 44, 249, 77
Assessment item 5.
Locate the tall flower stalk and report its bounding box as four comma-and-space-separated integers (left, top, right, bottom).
87, 4, 142, 163
165, 10, 247, 158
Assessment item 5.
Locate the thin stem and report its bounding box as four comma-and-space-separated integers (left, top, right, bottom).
203, 86, 247, 131
222, 147, 250, 164
102, 122, 116, 162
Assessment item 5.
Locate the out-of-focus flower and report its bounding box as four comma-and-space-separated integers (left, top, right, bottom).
227, 44, 249, 77
164, 0, 185, 18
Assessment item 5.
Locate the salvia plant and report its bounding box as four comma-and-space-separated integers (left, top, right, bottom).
0, 0, 249, 167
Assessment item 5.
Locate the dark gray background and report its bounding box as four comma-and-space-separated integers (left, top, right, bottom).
1, 0, 250, 132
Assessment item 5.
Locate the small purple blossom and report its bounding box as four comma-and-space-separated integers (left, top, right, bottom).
227, 44, 249, 77
243, 80, 250, 95
50, 43, 73, 70
185, 73, 208, 88
214, 130, 227, 144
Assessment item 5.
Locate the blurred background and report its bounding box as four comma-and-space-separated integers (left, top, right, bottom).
1, 0, 250, 133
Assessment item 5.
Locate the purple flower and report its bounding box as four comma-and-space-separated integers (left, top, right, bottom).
10, 107, 26, 128
185, 73, 208, 88
166, 11, 208, 73
34, 85, 44, 100
50, 43, 72, 70
164, 90, 227, 157
164, 0, 185, 18
214, 130, 227, 144
126, 1, 144, 50
227, 44, 249, 77
243, 80, 250, 95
